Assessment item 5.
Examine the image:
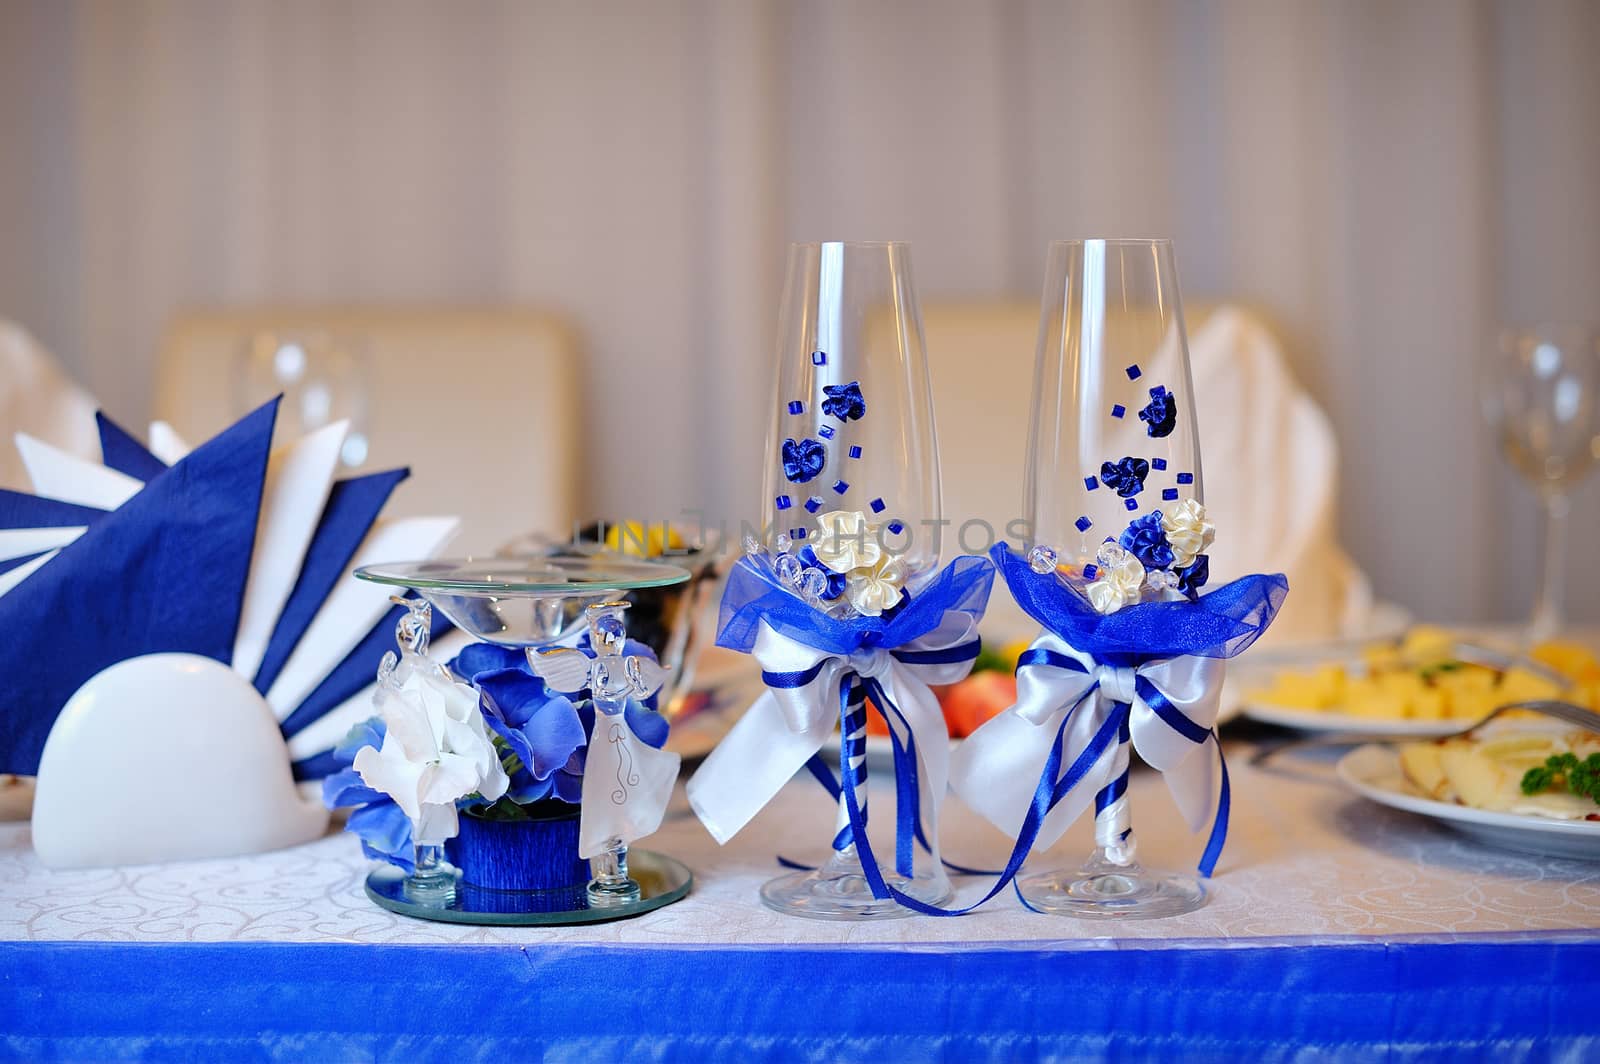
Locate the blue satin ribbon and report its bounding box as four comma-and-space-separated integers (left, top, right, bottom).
763, 641, 980, 880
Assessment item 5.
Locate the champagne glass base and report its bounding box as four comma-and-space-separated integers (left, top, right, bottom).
403, 868, 459, 906
587, 879, 643, 907
759, 849, 950, 921
1017, 861, 1207, 920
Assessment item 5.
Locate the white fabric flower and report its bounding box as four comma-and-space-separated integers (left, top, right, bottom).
846, 554, 906, 617
1086, 551, 1147, 614
811, 509, 883, 573
355, 661, 509, 843
1162, 499, 1215, 569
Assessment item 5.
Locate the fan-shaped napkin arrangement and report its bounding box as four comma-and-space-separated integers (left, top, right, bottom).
0, 398, 459, 867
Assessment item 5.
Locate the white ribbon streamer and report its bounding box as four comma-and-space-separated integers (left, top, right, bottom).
687, 610, 980, 877
949, 631, 1226, 852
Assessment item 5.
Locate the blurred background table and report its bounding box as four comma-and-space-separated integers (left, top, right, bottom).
5, 738, 1597, 1061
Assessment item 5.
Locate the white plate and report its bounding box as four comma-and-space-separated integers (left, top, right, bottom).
1336, 744, 1600, 860
1241, 701, 1466, 737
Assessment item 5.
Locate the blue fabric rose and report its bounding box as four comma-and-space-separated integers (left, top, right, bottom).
1100, 456, 1151, 498
781, 437, 827, 483
448, 638, 672, 806
474, 667, 587, 803
821, 381, 867, 421
1139, 392, 1177, 437
320, 718, 414, 872
1177, 554, 1210, 600
1118, 512, 1174, 570
797, 545, 846, 600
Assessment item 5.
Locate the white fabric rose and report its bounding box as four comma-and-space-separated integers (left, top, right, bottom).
846, 554, 907, 617
811, 509, 884, 573
1086, 551, 1147, 614
355, 661, 509, 844
1162, 499, 1215, 569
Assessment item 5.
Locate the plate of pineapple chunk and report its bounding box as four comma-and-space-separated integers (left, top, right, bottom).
1337, 723, 1600, 858
1241, 627, 1600, 736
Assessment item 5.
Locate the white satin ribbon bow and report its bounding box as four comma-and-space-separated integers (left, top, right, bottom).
949, 631, 1226, 853
687, 611, 980, 872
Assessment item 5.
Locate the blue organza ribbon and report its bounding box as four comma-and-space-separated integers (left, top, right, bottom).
689, 553, 993, 893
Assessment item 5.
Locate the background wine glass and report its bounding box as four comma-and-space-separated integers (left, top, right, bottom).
236, 329, 373, 468
1018, 237, 1210, 918
1481, 326, 1600, 641
757, 240, 949, 919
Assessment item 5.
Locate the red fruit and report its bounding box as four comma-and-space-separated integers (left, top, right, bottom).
940, 672, 1018, 738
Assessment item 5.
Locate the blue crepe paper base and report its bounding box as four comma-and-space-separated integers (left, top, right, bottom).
445, 803, 589, 892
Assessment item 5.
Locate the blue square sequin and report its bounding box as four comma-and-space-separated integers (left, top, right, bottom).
1084, 476, 1098, 491
887, 520, 905, 535
819, 425, 836, 439
1125, 498, 1138, 511
1177, 472, 1194, 485
805, 496, 823, 513
775, 495, 792, 510
787, 400, 803, 415
849, 445, 862, 459
1126, 365, 1142, 380
1162, 488, 1179, 501
1083, 564, 1098, 580
833, 479, 850, 495
870, 497, 885, 513
812, 351, 827, 365
1151, 458, 1167, 471
1111, 404, 1126, 419
1075, 516, 1092, 532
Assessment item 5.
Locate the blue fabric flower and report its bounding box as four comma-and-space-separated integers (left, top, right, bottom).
448, 639, 672, 806
781, 437, 827, 483
320, 718, 414, 872
1140, 392, 1177, 437
821, 381, 867, 421
1177, 554, 1210, 600
1100, 456, 1151, 498
474, 668, 587, 803
1118, 512, 1174, 570
797, 545, 846, 600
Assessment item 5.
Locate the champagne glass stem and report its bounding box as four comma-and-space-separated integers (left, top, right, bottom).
405, 841, 456, 904
588, 837, 641, 906
1531, 489, 1570, 641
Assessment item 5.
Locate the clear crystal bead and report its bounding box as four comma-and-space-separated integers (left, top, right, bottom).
774, 552, 803, 586
775, 532, 792, 555
799, 567, 829, 601
1028, 544, 1057, 574
1096, 540, 1127, 567
743, 533, 763, 556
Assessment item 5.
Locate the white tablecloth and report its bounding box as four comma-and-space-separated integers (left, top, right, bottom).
4, 746, 1597, 946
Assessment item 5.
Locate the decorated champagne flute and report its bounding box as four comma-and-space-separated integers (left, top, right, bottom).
685, 240, 986, 921
761, 240, 947, 918
948, 238, 1270, 919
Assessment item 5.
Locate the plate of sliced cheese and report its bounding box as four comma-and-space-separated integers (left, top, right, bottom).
1336, 723, 1600, 859
1241, 627, 1599, 735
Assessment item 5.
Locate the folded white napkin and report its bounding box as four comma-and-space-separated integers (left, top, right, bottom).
0, 321, 98, 490
1189, 307, 1374, 646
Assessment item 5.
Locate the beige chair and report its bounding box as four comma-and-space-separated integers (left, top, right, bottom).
0, 320, 98, 491
155, 307, 583, 554
923, 301, 1374, 647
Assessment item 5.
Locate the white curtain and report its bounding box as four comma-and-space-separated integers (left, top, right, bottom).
1, 0, 1597, 622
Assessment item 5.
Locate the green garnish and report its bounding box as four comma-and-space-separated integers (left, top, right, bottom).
1520, 752, 1600, 805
